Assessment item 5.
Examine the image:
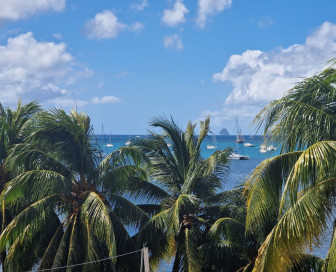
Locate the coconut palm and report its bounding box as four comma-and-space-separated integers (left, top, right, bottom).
0, 101, 41, 271
244, 64, 336, 271
126, 116, 232, 271
0, 109, 150, 271
203, 188, 259, 272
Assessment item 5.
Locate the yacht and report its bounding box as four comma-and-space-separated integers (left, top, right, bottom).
229, 152, 249, 160
267, 145, 276, 151
244, 142, 255, 147
207, 135, 217, 150
235, 117, 245, 143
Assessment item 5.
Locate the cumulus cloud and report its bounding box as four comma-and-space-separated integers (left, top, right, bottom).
0, 32, 93, 104
163, 34, 183, 50
213, 22, 336, 106
48, 97, 88, 108
162, 0, 189, 27
92, 96, 122, 104
203, 22, 336, 129
196, 0, 232, 29
131, 0, 149, 11
0, 0, 66, 22
84, 10, 144, 39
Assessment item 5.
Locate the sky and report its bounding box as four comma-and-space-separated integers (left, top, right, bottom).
0, 0, 336, 134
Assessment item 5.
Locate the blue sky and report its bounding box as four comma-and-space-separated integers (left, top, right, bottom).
0, 0, 336, 134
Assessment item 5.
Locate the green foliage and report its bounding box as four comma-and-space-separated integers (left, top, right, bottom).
246, 62, 336, 272
124, 116, 238, 271
0, 109, 150, 271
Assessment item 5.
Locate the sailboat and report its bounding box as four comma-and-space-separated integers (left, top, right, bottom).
235, 117, 245, 143
105, 131, 113, 147
207, 135, 217, 149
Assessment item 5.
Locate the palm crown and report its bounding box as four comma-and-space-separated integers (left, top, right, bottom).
127, 116, 233, 271
245, 64, 336, 271
0, 109, 149, 271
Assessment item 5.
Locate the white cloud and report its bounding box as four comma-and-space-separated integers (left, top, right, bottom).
0, 0, 66, 21
114, 71, 129, 78
213, 22, 336, 106
53, 33, 63, 40
48, 95, 122, 109
48, 97, 88, 108
131, 0, 148, 11
196, 0, 232, 29
162, 0, 189, 27
163, 34, 183, 50
0, 32, 91, 105
129, 22, 145, 32
203, 22, 336, 129
258, 16, 275, 28
92, 96, 122, 104
84, 10, 144, 39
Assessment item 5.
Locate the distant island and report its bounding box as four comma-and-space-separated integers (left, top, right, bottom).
219, 128, 230, 135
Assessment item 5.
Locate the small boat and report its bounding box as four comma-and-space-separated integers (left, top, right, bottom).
167, 143, 172, 147
229, 152, 249, 160
260, 144, 267, 149
235, 117, 245, 143
105, 143, 113, 147
207, 135, 217, 150
259, 148, 267, 153
244, 142, 255, 147
267, 145, 276, 151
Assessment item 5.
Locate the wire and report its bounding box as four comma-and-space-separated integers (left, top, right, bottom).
24, 249, 142, 272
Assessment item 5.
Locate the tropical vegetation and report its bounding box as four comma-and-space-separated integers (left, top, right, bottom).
245, 63, 336, 271
1, 61, 336, 272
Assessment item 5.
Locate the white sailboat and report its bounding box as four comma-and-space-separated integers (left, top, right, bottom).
105, 132, 113, 147
267, 145, 276, 151
235, 117, 245, 143
207, 135, 217, 150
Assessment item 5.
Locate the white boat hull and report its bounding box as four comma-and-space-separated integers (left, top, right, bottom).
229, 153, 249, 160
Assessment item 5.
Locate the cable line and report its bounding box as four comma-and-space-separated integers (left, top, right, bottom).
24, 249, 142, 272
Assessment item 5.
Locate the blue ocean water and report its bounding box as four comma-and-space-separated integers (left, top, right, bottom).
96, 135, 330, 268
96, 135, 277, 190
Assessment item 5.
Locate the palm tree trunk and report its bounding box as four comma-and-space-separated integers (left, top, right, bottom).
172, 252, 181, 272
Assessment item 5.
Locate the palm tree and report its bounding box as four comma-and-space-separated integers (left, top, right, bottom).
126, 116, 232, 271
0, 101, 41, 272
0, 109, 150, 271
244, 63, 336, 271
203, 188, 259, 272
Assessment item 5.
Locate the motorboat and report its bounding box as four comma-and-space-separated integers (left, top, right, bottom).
244, 142, 255, 147
229, 152, 249, 160
259, 148, 267, 153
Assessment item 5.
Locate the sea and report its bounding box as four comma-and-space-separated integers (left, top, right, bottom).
96, 135, 273, 190
96, 135, 330, 269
